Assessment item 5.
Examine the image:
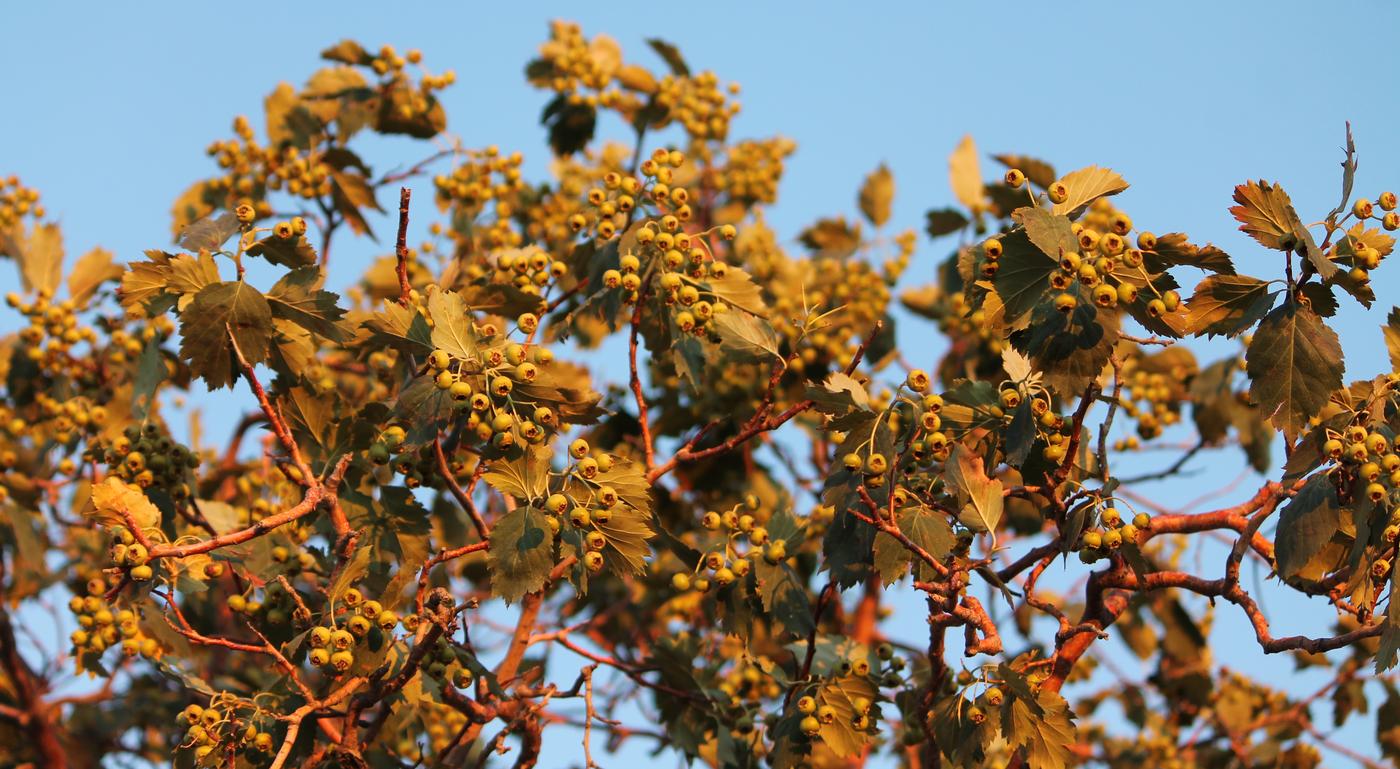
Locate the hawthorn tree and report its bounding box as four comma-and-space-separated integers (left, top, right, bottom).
2, 20, 1400, 769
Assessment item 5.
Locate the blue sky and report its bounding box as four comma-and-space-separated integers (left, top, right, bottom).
4, 2, 1400, 766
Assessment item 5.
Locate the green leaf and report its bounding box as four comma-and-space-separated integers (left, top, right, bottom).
925, 208, 969, 239
1, 222, 63, 295
1378, 566, 1400, 672
992, 229, 1057, 329
858, 164, 894, 227
427, 289, 479, 361
702, 265, 768, 315
329, 168, 382, 238
1002, 688, 1076, 769
1013, 207, 1077, 259
362, 302, 434, 357
816, 675, 878, 758
321, 39, 373, 65
1230, 180, 1336, 279
1245, 302, 1343, 442
245, 232, 318, 268
993, 154, 1057, 189
266, 267, 349, 341
1182, 275, 1277, 338
131, 338, 165, 422
807, 371, 872, 415
948, 135, 986, 210
1050, 166, 1128, 219
488, 505, 557, 604
1327, 122, 1358, 223
178, 281, 274, 389
1385, 308, 1400, 372
67, 247, 123, 306
1143, 232, 1236, 275
645, 38, 690, 76
671, 333, 712, 391
872, 505, 954, 584
567, 456, 655, 575
482, 451, 551, 501
177, 212, 239, 254
1274, 473, 1342, 579
712, 311, 780, 360
541, 93, 596, 156
945, 444, 1003, 534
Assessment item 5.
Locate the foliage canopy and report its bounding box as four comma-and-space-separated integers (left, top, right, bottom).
3, 20, 1400, 769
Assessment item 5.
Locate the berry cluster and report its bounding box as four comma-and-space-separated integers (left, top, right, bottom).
94, 424, 200, 498
0, 174, 44, 227
304, 588, 401, 674
67, 576, 160, 659
432, 146, 528, 250
655, 70, 741, 146
106, 523, 156, 582
672, 496, 778, 592
177, 703, 276, 764
1334, 192, 1398, 285
533, 21, 625, 102
1075, 506, 1152, 564
713, 137, 796, 206
459, 246, 568, 300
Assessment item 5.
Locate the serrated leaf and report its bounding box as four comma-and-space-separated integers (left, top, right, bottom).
362, 302, 434, 356
645, 38, 690, 76
246, 232, 318, 268
993, 154, 1057, 189
1274, 473, 1342, 579
1003, 689, 1077, 769
858, 164, 894, 227
1245, 302, 1343, 442
807, 371, 871, 415
702, 265, 768, 315
925, 207, 968, 239
1013, 207, 1077, 259
427, 289, 479, 361
1230, 180, 1336, 279
330, 168, 382, 238
1001, 347, 1034, 383
488, 506, 557, 604
872, 505, 954, 584
816, 675, 878, 758
1144, 232, 1236, 275
992, 229, 1057, 329
87, 478, 160, 531
177, 212, 240, 253
178, 281, 274, 390
1385, 308, 1400, 372
949, 135, 986, 210
320, 39, 372, 65
712, 311, 780, 360
1327, 122, 1358, 223
266, 267, 349, 341
945, 444, 1003, 534
67, 247, 123, 306
8, 222, 63, 295
1183, 275, 1277, 338
1051, 166, 1128, 218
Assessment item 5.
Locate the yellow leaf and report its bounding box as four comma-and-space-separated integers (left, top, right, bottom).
949, 135, 986, 211
88, 478, 160, 532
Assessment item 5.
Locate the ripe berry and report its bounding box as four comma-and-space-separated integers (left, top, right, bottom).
1048, 182, 1069, 204
1355, 199, 1375, 219
800, 715, 821, 737
1004, 169, 1026, 188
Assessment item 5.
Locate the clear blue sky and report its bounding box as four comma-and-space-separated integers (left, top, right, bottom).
4, 2, 1400, 767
